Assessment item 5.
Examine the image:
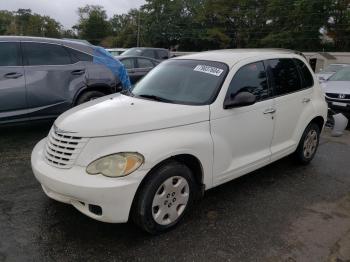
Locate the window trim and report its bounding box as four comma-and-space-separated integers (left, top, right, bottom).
224, 60, 272, 105
0, 41, 22, 67
264, 58, 311, 99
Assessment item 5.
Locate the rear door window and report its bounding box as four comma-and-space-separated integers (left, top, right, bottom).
0, 42, 21, 66
121, 58, 135, 69
265, 59, 302, 96
226, 61, 269, 102
294, 59, 314, 89
137, 58, 154, 69
23, 42, 71, 66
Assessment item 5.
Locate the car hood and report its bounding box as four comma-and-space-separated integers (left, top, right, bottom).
316, 72, 334, 80
55, 94, 209, 137
322, 81, 350, 95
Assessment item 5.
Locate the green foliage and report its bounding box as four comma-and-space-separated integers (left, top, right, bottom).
0, 9, 62, 37
109, 9, 140, 47
0, 0, 349, 51
75, 5, 111, 45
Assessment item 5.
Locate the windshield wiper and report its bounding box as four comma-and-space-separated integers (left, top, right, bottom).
137, 94, 173, 103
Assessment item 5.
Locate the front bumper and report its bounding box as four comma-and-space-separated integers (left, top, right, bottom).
31, 138, 148, 223
326, 98, 350, 113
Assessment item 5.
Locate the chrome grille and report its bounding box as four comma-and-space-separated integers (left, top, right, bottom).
44, 127, 88, 169
326, 93, 350, 100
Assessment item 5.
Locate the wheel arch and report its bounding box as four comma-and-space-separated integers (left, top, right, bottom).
129, 153, 205, 219
73, 84, 119, 105
310, 115, 325, 131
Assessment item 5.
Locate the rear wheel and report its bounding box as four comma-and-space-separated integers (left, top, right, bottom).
132, 160, 196, 234
76, 91, 106, 105
295, 123, 320, 164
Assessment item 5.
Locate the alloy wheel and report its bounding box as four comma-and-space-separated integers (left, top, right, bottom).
303, 129, 318, 159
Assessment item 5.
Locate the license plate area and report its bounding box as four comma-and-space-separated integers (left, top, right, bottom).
333, 102, 347, 107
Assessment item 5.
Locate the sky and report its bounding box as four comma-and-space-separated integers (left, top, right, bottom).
0, 0, 146, 28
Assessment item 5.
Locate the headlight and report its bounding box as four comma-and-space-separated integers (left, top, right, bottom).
86, 153, 144, 177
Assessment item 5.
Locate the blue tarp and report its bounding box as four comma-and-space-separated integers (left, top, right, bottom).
93, 46, 131, 90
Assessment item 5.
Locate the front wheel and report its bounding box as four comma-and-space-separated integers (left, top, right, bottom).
132, 161, 197, 234
295, 123, 321, 164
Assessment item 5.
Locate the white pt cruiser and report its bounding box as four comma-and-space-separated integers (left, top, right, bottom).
32, 50, 327, 234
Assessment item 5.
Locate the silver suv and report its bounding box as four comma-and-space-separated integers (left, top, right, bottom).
0, 36, 121, 124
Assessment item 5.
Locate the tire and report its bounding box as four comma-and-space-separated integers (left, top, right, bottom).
132, 160, 197, 234
295, 123, 321, 164
76, 91, 106, 105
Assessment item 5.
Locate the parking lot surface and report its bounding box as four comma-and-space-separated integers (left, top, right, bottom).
0, 122, 349, 262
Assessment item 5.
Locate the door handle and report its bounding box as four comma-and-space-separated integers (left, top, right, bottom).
263, 108, 276, 114
302, 98, 311, 103
4, 72, 23, 79
71, 69, 85, 75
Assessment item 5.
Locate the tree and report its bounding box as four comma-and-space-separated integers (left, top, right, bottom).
261, 0, 332, 51
109, 9, 140, 47
0, 11, 13, 35
0, 9, 62, 37
76, 5, 111, 45
326, 0, 350, 51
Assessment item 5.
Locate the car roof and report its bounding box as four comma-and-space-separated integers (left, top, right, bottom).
0, 36, 94, 55
172, 49, 305, 68
116, 55, 159, 62
128, 47, 168, 51
328, 63, 350, 66
107, 48, 127, 51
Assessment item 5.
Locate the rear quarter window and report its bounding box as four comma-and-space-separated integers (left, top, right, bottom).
66, 47, 93, 63
294, 59, 314, 89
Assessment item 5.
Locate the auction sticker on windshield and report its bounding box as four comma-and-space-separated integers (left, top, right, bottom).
194, 65, 224, 76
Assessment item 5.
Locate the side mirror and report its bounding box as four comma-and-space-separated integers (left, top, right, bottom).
162, 56, 169, 59
224, 91, 257, 109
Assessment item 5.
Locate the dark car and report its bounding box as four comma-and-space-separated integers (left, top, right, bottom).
117, 56, 159, 84
121, 47, 170, 61
0, 36, 123, 124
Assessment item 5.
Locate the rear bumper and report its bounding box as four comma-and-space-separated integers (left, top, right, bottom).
31, 138, 148, 223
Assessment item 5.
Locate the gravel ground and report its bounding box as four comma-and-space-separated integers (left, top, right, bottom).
0, 121, 349, 262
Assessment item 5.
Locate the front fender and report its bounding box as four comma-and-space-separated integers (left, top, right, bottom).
76, 122, 214, 188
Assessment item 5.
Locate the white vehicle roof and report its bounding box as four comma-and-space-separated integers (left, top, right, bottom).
173, 49, 304, 68
106, 48, 127, 51
327, 63, 350, 66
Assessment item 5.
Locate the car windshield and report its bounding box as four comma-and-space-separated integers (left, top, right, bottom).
130, 59, 228, 105
328, 67, 350, 81
323, 64, 347, 74
122, 48, 142, 56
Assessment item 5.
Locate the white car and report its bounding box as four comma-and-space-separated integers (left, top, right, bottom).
316, 63, 350, 82
322, 67, 350, 111
31, 49, 327, 234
